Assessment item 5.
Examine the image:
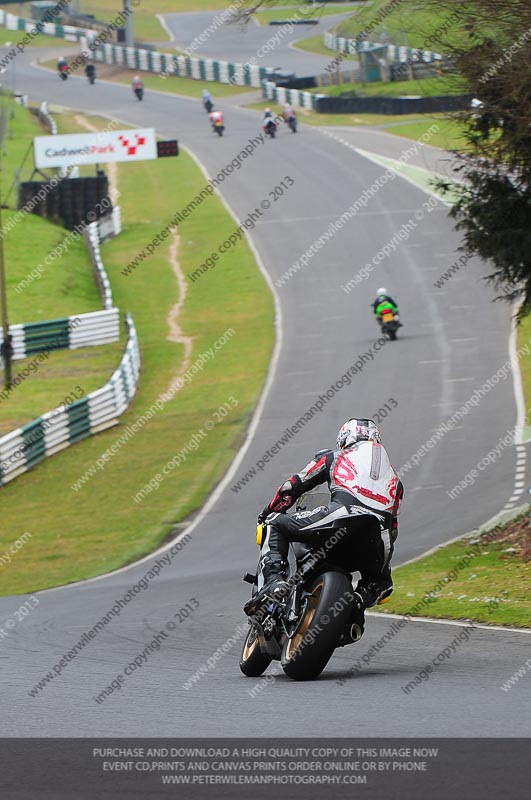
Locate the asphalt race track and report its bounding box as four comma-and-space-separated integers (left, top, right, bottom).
161, 9, 356, 77
0, 21, 529, 740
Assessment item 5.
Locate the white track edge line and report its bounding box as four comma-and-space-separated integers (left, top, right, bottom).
366, 610, 531, 635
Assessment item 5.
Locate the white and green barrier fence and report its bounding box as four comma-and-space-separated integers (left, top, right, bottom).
323, 31, 443, 63
263, 80, 322, 110
0, 313, 140, 487
85, 221, 115, 310
9, 308, 120, 361
37, 101, 57, 135
8, 219, 120, 361
83, 35, 268, 88
0, 8, 94, 42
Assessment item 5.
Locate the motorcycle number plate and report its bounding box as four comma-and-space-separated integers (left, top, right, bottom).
382, 313, 394, 322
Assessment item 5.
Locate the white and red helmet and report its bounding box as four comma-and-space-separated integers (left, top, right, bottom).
336, 418, 381, 450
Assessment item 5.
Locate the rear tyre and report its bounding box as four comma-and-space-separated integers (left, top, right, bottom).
390, 329, 397, 340
239, 626, 273, 677
281, 572, 352, 681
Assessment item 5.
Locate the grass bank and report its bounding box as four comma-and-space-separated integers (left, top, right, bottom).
334, 0, 494, 51
292, 32, 350, 58
0, 108, 274, 596
0, 99, 121, 433
374, 516, 531, 628
310, 75, 465, 98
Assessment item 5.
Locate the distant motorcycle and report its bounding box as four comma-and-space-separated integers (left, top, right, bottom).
213, 119, 224, 136
379, 308, 401, 341
263, 119, 277, 139
58, 63, 68, 81
285, 114, 297, 133
134, 85, 143, 101
86, 65, 96, 85
204, 99, 213, 113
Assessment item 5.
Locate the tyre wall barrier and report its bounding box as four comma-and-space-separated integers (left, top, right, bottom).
314, 93, 472, 114
263, 80, 471, 115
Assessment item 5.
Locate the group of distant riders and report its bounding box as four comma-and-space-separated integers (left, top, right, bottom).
57, 56, 144, 100
201, 88, 297, 138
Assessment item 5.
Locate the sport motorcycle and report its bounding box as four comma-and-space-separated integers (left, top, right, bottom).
240, 491, 390, 681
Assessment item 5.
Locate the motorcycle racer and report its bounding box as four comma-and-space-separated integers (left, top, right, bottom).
245, 419, 404, 642
373, 287, 401, 327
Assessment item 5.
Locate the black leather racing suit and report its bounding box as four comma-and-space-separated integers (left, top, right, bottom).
258, 442, 403, 607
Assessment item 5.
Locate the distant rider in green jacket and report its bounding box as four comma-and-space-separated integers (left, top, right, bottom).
373, 287, 401, 327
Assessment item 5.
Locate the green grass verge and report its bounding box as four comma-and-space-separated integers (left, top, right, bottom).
245, 100, 465, 149
0, 100, 122, 433
39, 57, 251, 99
334, 0, 496, 51
380, 117, 468, 151
311, 75, 465, 98
292, 32, 350, 58
0, 25, 74, 48
113, 72, 251, 100
373, 520, 531, 628
0, 2, 168, 42
518, 313, 531, 435
0, 111, 274, 596
247, 98, 412, 123
67, 0, 237, 13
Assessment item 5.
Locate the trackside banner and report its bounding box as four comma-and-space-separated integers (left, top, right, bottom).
33, 129, 157, 168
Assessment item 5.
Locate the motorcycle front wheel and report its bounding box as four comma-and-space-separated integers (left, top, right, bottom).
239, 625, 273, 677
281, 572, 352, 681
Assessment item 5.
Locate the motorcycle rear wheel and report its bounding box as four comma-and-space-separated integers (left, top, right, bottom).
281, 572, 352, 680
239, 626, 273, 677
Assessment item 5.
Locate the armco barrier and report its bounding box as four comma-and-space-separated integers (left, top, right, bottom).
0, 314, 140, 487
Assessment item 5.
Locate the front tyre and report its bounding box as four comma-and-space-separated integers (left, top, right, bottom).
239, 626, 273, 677
281, 572, 352, 680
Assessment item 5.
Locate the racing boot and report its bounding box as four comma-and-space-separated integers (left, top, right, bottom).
243, 554, 289, 616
